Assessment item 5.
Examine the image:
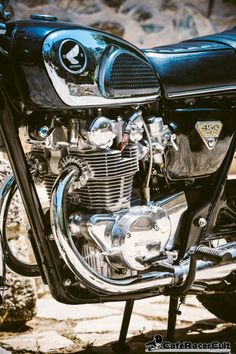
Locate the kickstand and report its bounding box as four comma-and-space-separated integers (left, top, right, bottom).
166, 296, 179, 342
112, 299, 134, 352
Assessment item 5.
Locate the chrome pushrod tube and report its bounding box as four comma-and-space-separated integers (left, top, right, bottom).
50, 167, 236, 296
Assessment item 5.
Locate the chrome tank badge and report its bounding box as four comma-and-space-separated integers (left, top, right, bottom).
59, 40, 87, 74
195, 121, 223, 150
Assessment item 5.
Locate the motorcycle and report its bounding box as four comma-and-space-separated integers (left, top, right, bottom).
0, 0, 236, 348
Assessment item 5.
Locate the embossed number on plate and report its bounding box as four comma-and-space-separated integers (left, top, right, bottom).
195, 121, 223, 150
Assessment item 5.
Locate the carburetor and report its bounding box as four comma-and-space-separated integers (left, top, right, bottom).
147, 116, 178, 165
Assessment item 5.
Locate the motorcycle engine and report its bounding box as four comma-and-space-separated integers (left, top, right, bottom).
26, 109, 187, 277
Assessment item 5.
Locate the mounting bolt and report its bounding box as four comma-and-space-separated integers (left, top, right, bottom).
48, 234, 54, 241
126, 232, 131, 238
63, 278, 72, 287
154, 223, 159, 231
38, 126, 49, 139
197, 217, 207, 228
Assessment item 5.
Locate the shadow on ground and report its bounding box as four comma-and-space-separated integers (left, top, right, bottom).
79, 318, 236, 354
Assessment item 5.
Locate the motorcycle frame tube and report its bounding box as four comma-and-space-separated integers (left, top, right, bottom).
0, 82, 97, 303
0, 175, 40, 277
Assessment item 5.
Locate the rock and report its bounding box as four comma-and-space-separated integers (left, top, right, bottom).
132, 5, 153, 21
15, 0, 51, 7
10, 0, 235, 50
36, 298, 122, 320
173, 4, 215, 39
211, 15, 236, 32
78, 332, 119, 347
141, 23, 164, 33
102, 0, 126, 9
120, 0, 162, 17
0, 159, 23, 227
0, 331, 74, 353
56, 0, 101, 14
0, 348, 11, 354
12, 3, 71, 22
133, 298, 213, 323
185, 0, 236, 18
0, 270, 36, 330
73, 314, 164, 335
89, 21, 124, 37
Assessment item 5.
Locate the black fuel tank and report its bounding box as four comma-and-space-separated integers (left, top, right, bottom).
6, 18, 160, 109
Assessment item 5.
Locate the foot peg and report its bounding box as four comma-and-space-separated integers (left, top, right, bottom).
194, 245, 232, 263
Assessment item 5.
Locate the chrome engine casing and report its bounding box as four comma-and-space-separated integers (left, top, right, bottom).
70, 192, 187, 275
26, 111, 184, 279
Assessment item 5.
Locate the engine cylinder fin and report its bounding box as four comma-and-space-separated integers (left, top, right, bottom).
71, 145, 138, 211
44, 174, 57, 199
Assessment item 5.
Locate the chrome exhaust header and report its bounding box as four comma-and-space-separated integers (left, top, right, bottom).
50, 167, 236, 296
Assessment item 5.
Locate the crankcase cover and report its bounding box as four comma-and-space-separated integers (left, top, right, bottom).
109, 205, 171, 271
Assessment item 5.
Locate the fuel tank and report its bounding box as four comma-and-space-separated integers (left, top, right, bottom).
4, 17, 160, 109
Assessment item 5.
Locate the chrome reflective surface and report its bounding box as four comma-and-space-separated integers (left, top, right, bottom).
87, 116, 116, 149
71, 192, 187, 273
42, 29, 159, 108
0, 176, 13, 279
158, 192, 188, 249
50, 167, 178, 295
167, 85, 236, 98
50, 166, 236, 295
109, 205, 171, 271
0, 175, 40, 277
194, 243, 236, 283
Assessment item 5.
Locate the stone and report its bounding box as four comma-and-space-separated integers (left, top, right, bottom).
36, 298, 122, 320
120, 0, 163, 16
0, 159, 23, 226
173, 4, 215, 39
89, 21, 124, 37
130, 295, 214, 324
56, 0, 101, 14
73, 314, 165, 335
11, 0, 234, 50
15, 0, 51, 7
0, 331, 74, 353
0, 348, 12, 354
0, 270, 36, 330
141, 24, 164, 33
78, 332, 119, 347
102, 0, 126, 9
132, 4, 153, 22
212, 15, 236, 33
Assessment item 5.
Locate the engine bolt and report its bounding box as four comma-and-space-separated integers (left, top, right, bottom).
38, 126, 49, 139
126, 232, 131, 238
172, 250, 178, 260
48, 234, 54, 241
197, 217, 207, 228
63, 278, 72, 287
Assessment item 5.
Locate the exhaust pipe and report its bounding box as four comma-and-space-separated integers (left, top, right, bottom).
48, 167, 236, 296
1, 172, 235, 296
